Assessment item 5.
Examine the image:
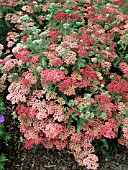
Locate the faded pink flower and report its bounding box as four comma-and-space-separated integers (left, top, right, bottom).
44, 123, 64, 139
0, 44, 4, 50
83, 154, 98, 170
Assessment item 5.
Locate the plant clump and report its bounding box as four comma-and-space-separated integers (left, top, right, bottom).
0, 0, 128, 169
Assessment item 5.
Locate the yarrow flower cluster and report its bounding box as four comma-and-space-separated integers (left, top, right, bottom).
1, 0, 128, 169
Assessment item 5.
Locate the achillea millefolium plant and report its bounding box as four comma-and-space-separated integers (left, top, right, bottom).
0, 0, 128, 169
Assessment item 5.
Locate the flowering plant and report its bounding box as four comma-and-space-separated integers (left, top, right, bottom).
0, 0, 128, 169
0, 100, 11, 170
0, 114, 5, 124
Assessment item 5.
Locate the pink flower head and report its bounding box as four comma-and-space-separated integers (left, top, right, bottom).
59, 77, 76, 91
44, 123, 64, 139
83, 154, 99, 170
0, 44, 4, 50
41, 69, 65, 83
24, 139, 34, 150
81, 65, 97, 80
55, 11, 69, 22
70, 132, 82, 142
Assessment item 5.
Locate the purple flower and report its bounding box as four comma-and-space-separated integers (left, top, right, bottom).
0, 114, 5, 123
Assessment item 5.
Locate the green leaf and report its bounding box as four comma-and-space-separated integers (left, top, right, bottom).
41, 39, 50, 48
41, 55, 47, 69
5, 20, 11, 28
76, 58, 86, 69
101, 112, 107, 120
84, 56, 91, 64
125, 110, 128, 117
76, 118, 83, 133
12, 74, 19, 82
113, 59, 121, 67
95, 110, 100, 118
3, 132, 11, 142
67, 116, 73, 128
0, 154, 7, 162
33, 144, 38, 153
59, 93, 68, 103
0, 124, 4, 131
0, 154, 7, 170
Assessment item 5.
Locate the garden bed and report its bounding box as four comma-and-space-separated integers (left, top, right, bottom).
0, 0, 128, 170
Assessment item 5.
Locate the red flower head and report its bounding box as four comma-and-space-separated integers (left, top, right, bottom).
55, 11, 69, 22
81, 65, 97, 80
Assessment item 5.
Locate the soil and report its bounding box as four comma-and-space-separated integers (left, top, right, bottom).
1, 92, 128, 170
